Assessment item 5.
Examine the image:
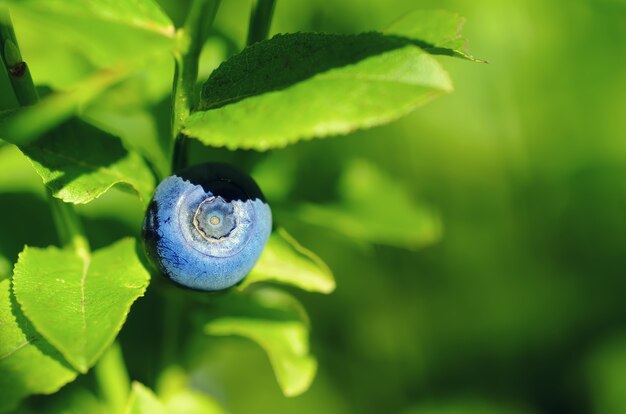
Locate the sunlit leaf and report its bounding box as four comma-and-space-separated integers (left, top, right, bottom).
0, 279, 77, 413
12, 238, 150, 373
240, 227, 335, 294
204, 288, 317, 397
185, 33, 452, 150
6, 0, 175, 69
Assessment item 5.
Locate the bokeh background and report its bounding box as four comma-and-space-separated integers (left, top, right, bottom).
2, 0, 626, 413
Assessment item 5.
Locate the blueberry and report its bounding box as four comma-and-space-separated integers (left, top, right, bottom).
142, 163, 272, 291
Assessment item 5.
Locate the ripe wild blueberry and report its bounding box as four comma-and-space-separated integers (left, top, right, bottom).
142, 163, 272, 291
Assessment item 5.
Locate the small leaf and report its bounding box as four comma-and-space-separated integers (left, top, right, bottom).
290, 160, 442, 249
12, 238, 151, 373
184, 33, 452, 150
0, 279, 77, 413
239, 227, 335, 294
384, 9, 483, 61
19, 119, 155, 205
204, 288, 317, 397
125, 382, 168, 414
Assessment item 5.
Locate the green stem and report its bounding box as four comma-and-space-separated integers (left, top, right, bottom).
48, 189, 90, 259
160, 287, 184, 370
1, 6, 90, 256
171, 0, 220, 172
246, 0, 276, 46
0, 7, 37, 106
94, 342, 130, 414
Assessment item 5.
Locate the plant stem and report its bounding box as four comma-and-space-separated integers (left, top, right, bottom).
160, 287, 184, 371
48, 189, 90, 259
0, 6, 90, 257
171, 0, 220, 172
94, 342, 130, 414
246, 0, 276, 46
0, 7, 37, 106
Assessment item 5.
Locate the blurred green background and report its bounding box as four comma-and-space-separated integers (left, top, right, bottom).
2, 0, 626, 413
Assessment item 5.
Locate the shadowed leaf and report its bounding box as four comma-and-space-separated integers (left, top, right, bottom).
19, 119, 155, 205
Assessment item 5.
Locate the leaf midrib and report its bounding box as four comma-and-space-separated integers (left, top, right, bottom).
79, 256, 91, 368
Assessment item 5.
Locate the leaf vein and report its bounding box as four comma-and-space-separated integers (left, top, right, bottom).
0, 337, 34, 361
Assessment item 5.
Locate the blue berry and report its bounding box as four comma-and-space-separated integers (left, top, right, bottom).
142, 163, 272, 291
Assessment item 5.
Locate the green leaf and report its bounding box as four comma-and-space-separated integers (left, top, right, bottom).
239, 227, 335, 294
384, 9, 483, 61
12, 238, 151, 373
157, 367, 226, 414
7, 0, 175, 68
125, 382, 168, 414
184, 32, 452, 150
82, 110, 170, 181
19, 119, 155, 205
204, 288, 317, 397
290, 159, 442, 249
0, 279, 77, 413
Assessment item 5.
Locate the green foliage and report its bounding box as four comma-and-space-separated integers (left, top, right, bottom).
203, 288, 316, 397
156, 366, 226, 414
0, 279, 77, 413
5, 0, 175, 68
289, 159, 441, 249
0, 68, 135, 146
12, 238, 150, 373
0, 1, 479, 412
240, 227, 335, 293
42, 388, 108, 414
384, 9, 480, 61
185, 33, 453, 150
125, 382, 168, 414
19, 120, 155, 205
585, 336, 626, 414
